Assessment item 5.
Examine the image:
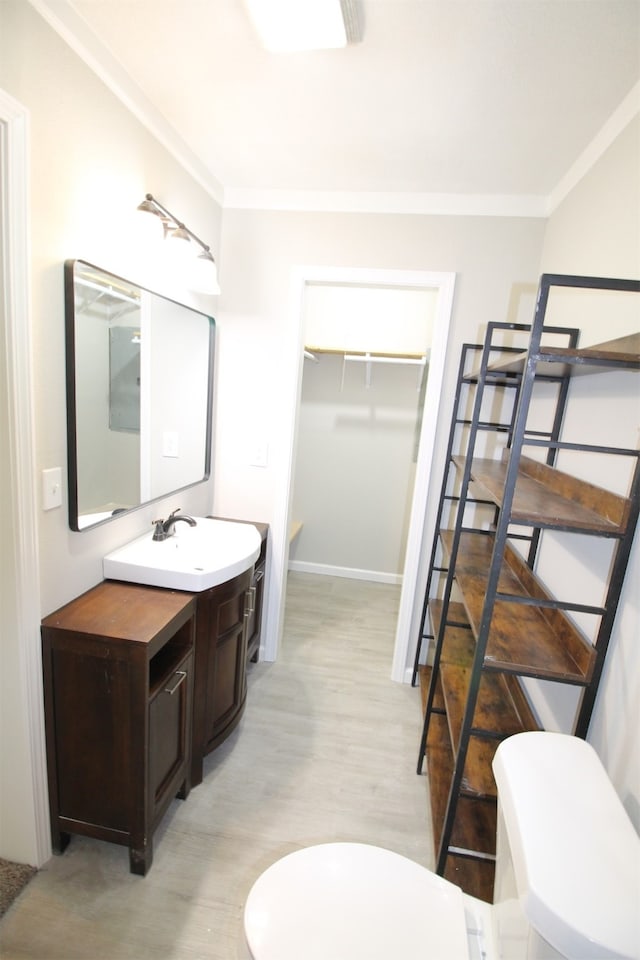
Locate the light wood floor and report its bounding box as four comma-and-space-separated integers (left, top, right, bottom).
0, 573, 432, 959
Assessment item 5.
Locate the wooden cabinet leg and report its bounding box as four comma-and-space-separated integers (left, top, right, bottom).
129, 842, 153, 876
176, 776, 191, 801
51, 830, 70, 855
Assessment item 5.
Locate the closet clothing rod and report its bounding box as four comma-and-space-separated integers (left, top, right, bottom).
344, 353, 426, 365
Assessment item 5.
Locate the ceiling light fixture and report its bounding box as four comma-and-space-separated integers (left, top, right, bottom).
244, 0, 361, 53
136, 193, 221, 295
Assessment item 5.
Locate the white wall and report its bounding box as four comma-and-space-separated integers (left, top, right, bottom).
291, 354, 424, 579
535, 114, 640, 826
304, 284, 438, 355
0, 0, 222, 864
0, 1, 222, 616
214, 209, 545, 662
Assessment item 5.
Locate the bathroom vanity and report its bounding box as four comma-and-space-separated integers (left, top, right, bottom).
52, 262, 272, 872
41, 581, 196, 875
42, 519, 268, 872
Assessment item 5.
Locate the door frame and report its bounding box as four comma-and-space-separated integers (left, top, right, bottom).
1, 88, 51, 864
265, 265, 455, 681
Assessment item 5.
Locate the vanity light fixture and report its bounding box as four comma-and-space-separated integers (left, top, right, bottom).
136, 193, 221, 295
244, 0, 361, 53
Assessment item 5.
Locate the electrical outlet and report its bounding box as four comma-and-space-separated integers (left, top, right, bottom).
42, 467, 62, 510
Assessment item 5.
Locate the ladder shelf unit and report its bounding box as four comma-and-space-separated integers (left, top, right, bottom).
414, 274, 640, 902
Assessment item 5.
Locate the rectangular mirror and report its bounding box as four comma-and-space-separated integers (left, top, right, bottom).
65, 260, 215, 531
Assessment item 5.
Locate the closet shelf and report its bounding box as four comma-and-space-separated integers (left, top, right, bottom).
452, 452, 631, 535
440, 530, 595, 683
303, 345, 426, 361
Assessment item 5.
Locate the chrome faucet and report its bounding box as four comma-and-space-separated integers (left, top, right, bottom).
152, 508, 197, 541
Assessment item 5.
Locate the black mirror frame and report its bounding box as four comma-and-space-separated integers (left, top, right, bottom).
64, 259, 215, 532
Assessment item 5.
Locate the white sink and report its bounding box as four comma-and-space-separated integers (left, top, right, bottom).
103, 517, 261, 592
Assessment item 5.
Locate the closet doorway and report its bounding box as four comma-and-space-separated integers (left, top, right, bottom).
278, 267, 455, 682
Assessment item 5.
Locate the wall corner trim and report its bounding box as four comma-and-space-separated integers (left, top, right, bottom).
26, 0, 224, 206
546, 81, 640, 216
0, 87, 51, 866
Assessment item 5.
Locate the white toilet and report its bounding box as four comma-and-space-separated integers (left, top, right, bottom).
244, 732, 639, 960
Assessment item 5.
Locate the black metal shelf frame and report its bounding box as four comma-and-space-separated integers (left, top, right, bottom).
413, 273, 640, 883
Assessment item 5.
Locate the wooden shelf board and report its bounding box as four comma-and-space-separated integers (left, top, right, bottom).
304, 345, 425, 360
485, 333, 640, 377
427, 598, 539, 797
425, 715, 497, 855
458, 737, 499, 798
441, 664, 538, 742
444, 856, 495, 904
453, 454, 628, 535
418, 664, 432, 714
419, 665, 446, 718
462, 370, 523, 387
420, 673, 497, 902
427, 600, 474, 664
440, 530, 595, 682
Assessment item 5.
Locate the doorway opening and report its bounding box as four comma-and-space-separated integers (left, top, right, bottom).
290, 281, 436, 581
267, 266, 455, 682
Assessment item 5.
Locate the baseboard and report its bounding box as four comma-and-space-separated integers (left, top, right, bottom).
288, 559, 402, 585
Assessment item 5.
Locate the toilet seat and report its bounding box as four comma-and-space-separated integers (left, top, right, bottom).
243, 842, 471, 960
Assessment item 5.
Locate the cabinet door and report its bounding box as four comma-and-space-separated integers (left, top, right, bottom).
48, 644, 135, 835
209, 607, 248, 741
203, 577, 251, 750
149, 649, 193, 827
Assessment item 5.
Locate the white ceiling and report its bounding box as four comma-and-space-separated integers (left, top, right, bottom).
37, 0, 640, 210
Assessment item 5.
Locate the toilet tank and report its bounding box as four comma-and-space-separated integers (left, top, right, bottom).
492, 732, 639, 960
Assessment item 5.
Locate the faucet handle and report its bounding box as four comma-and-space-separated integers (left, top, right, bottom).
168, 507, 181, 518
152, 518, 169, 541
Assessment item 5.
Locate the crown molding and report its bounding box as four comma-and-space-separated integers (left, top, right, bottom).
28, 0, 639, 220
28, 0, 224, 205
221, 188, 549, 217
546, 81, 640, 216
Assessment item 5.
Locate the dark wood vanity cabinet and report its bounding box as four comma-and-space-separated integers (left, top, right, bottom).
191, 568, 253, 786
41, 581, 196, 876
41, 521, 269, 868
247, 522, 268, 663
190, 519, 268, 786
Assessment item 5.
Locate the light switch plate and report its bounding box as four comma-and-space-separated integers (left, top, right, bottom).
42, 467, 62, 510
162, 432, 180, 458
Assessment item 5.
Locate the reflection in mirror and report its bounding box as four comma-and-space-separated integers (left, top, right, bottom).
65, 260, 215, 531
